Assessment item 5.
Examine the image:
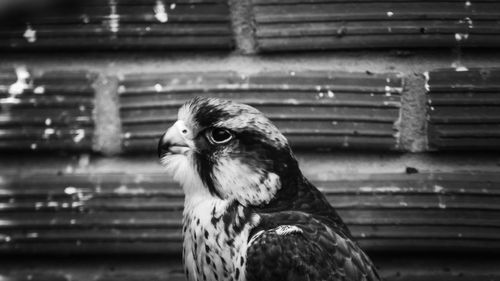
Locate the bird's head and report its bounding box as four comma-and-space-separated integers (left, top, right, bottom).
158, 97, 298, 206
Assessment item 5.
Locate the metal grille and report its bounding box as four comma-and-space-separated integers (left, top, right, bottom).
119, 71, 403, 152
253, 0, 500, 51
0, 0, 233, 50
1, 172, 499, 254
0, 69, 95, 151
427, 68, 500, 150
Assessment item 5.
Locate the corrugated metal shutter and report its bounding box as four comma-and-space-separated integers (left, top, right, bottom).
0, 69, 95, 151
0, 0, 233, 50
1, 172, 499, 254
253, 0, 500, 51
119, 71, 403, 152
427, 68, 500, 150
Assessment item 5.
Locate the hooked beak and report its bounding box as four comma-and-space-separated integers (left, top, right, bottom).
158, 120, 191, 158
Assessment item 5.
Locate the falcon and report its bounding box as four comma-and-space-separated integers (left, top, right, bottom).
158, 97, 381, 281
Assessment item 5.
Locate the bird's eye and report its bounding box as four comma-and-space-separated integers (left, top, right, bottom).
208, 128, 233, 144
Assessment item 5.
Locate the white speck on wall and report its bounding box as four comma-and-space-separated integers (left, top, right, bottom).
23, 24, 37, 43
461, 17, 473, 28
43, 128, 55, 138
327, 90, 335, 98
65, 186, 78, 195
465, 1, 471, 7
423, 72, 430, 91
170, 3, 176, 9
154, 83, 163, 92
455, 66, 468, 72
155, 0, 169, 23
65, 165, 74, 173
34, 86, 45, 94
455, 33, 469, 41
47, 201, 58, 207
434, 185, 444, 193
8, 67, 31, 96
1, 235, 11, 242
73, 129, 85, 143
109, 0, 120, 33
81, 14, 90, 24
386, 11, 394, 17
45, 118, 52, 126
290, 71, 296, 76
26, 232, 39, 238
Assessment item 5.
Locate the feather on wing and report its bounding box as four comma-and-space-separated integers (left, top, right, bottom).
246, 211, 380, 281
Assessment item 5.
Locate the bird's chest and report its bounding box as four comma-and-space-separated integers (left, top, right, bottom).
182, 200, 252, 281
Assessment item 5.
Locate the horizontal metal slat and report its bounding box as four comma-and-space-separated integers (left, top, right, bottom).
256, 20, 500, 38
428, 92, 500, 106
120, 93, 401, 109
253, 0, 500, 5
428, 106, 500, 123
257, 34, 500, 51
254, 3, 500, 23
427, 68, 500, 92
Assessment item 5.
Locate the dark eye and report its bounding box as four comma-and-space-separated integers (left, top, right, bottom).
208, 128, 233, 144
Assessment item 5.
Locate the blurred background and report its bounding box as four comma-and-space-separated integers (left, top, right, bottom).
1, 0, 500, 280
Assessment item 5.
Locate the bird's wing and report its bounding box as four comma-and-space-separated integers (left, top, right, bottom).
246, 212, 380, 281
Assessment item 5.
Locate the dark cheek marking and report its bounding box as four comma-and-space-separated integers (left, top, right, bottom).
204, 230, 209, 239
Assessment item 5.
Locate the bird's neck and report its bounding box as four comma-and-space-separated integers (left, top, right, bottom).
183, 195, 257, 281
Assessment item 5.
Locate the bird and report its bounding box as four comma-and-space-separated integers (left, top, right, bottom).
158, 96, 381, 281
